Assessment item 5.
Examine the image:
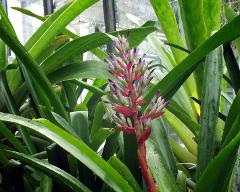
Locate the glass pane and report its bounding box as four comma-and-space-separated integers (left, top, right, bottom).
54, 0, 105, 35
7, 0, 44, 43
115, 0, 156, 29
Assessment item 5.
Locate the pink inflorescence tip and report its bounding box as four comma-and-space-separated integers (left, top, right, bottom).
105, 35, 168, 143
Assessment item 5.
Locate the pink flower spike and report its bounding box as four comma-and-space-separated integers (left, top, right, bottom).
134, 72, 142, 81
151, 111, 164, 120
117, 126, 135, 134
113, 73, 124, 79
138, 126, 151, 144
127, 63, 133, 71
139, 114, 151, 122
113, 105, 135, 116
136, 97, 145, 105
122, 83, 133, 97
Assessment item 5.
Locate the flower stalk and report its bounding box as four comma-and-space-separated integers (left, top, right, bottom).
105, 35, 168, 192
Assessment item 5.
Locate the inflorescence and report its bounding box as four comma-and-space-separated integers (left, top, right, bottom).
105, 35, 168, 144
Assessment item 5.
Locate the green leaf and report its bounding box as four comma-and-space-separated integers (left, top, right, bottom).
27, 0, 99, 58
146, 139, 179, 192
232, 146, 240, 192
129, 12, 198, 118
168, 137, 196, 168
178, 0, 208, 97
51, 112, 79, 138
176, 171, 188, 192
222, 90, 240, 146
19, 61, 52, 111
91, 129, 113, 151
108, 156, 142, 192
8, 0, 99, 96
10, 22, 155, 108
7, 3, 71, 93
41, 23, 156, 74
0, 71, 36, 154
196, 115, 240, 192
83, 79, 106, 105
90, 102, 105, 138
147, 33, 196, 118
102, 132, 119, 160
40, 33, 112, 74
0, 122, 27, 154
203, 0, 222, 35
39, 174, 52, 192
0, 4, 16, 37
0, 9, 69, 121
123, 133, 141, 185
90, 102, 113, 150
0, 39, 6, 71
164, 111, 197, 156
223, 43, 240, 93
62, 81, 77, 111
150, 119, 177, 178
178, 0, 207, 50
2, 150, 90, 192
70, 111, 89, 144
13, 6, 155, 62
167, 101, 199, 136
197, 46, 223, 177
48, 61, 112, 84
224, 4, 240, 53
0, 113, 134, 192
71, 79, 107, 96
11, 7, 45, 21
150, 0, 187, 63
143, 14, 240, 108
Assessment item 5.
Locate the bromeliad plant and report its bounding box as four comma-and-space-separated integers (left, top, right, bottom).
105, 36, 167, 192
0, 0, 240, 192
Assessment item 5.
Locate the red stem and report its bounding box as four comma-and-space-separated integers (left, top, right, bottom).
137, 142, 157, 192
130, 72, 156, 192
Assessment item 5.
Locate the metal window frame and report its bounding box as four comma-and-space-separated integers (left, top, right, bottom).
0, 0, 7, 12
43, 0, 54, 15
103, 0, 116, 53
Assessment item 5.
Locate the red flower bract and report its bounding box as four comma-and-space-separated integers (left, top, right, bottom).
113, 105, 135, 116
105, 35, 168, 192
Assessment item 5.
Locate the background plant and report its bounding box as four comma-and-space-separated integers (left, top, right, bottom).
0, 0, 240, 191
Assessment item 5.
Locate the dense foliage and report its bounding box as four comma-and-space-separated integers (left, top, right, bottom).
0, 0, 240, 191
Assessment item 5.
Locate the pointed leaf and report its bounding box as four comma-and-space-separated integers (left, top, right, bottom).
2, 150, 90, 192
143, 15, 240, 108
197, 46, 223, 177
0, 113, 134, 192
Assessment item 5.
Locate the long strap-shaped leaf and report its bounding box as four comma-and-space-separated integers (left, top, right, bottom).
0, 9, 68, 121
223, 43, 240, 93
146, 140, 179, 192
27, 0, 99, 58
2, 150, 91, 192
0, 121, 28, 154
203, 0, 222, 35
7, 0, 99, 99
197, 46, 223, 178
196, 115, 240, 192
41, 23, 156, 74
178, 0, 207, 97
143, 14, 240, 108
0, 24, 36, 154
0, 113, 134, 192
108, 156, 142, 192
48, 61, 112, 84
224, 4, 240, 54
222, 90, 240, 147
150, 0, 187, 64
